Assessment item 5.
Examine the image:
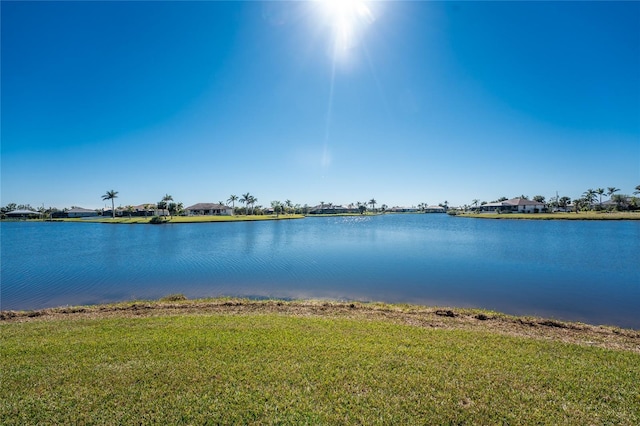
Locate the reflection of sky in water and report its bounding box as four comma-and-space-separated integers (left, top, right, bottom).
1, 216, 639, 328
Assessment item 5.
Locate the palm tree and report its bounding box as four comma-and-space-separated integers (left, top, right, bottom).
102, 190, 118, 219
161, 194, 173, 218
611, 194, 628, 211
559, 196, 571, 210
249, 196, 257, 215
607, 187, 620, 199
227, 195, 238, 213
634, 185, 640, 195
582, 189, 596, 208
240, 193, 251, 215
271, 200, 282, 218
168, 202, 180, 217
369, 198, 377, 212
573, 198, 584, 213
143, 203, 153, 218
595, 188, 605, 207
472, 199, 480, 208
285, 199, 292, 215
124, 205, 135, 218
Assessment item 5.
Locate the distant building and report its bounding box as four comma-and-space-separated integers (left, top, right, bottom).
185, 203, 233, 216
474, 198, 546, 213
423, 205, 446, 213
67, 207, 99, 218
131, 204, 158, 217
389, 207, 419, 213
5, 209, 41, 219
308, 204, 358, 214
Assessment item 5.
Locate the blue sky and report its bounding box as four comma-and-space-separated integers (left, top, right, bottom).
2, 1, 639, 210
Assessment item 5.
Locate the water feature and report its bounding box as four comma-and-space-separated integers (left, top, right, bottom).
1, 215, 639, 328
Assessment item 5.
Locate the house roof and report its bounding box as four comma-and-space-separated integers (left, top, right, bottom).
68, 207, 95, 213
132, 204, 157, 210
185, 203, 230, 210
505, 198, 545, 206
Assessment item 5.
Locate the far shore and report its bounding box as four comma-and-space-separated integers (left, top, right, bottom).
454, 211, 640, 220
3, 210, 640, 223
43, 214, 306, 224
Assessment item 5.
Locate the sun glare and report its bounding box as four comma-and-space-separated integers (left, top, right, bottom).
316, 0, 375, 59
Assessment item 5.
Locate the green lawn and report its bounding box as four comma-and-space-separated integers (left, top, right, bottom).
56, 214, 305, 224
2, 300, 638, 424
457, 211, 640, 220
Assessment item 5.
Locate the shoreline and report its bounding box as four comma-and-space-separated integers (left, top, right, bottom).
4, 210, 640, 223
2, 297, 638, 352
36, 214, 307, 224
454, 212, 640, 220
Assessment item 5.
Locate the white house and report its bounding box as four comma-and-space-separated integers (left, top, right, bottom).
185, 203, 233, 216
67, 207, 99, 218
423, 205, 446, 213
476, 198, 546, 213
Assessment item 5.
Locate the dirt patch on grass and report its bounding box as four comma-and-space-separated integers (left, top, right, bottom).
2, 299, 639, 352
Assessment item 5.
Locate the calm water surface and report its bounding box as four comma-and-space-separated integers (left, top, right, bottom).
2, 215, 639, 328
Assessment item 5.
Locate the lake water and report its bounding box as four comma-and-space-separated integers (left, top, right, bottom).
1, 215, 639, 328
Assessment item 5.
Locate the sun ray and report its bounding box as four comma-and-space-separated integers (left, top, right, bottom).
316, 0, 375, 61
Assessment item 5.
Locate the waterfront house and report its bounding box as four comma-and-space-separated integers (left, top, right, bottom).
67, 207, 99, 218
389, 206, 419, 213
5, 209, 41, 219
308, 204, 358, 214
131, 204, 159, 217
185, 203, 233, 216
474, 198, 546, 213
423, 205, 446, 213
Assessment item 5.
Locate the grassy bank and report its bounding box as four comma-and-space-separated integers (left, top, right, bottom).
456, 211, 640, 220
2, 299, 638, 424
53, 214, 305, 224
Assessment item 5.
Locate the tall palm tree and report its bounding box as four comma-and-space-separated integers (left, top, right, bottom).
227, 195, 238, 213
271, 200, 282, 218
369, 198, 377, 212
162, 194, 173, 218
595, 188, 605, 207
250, 196, 257, 215
240, 193, 251, 215
285, 199, 292, 215
102, 190, 118, 219
607, 187, 620, 199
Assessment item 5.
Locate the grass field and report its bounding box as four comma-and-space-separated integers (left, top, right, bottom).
457, 211, 640, 220
2, 299, 638, 424
54, 214, 305, 224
